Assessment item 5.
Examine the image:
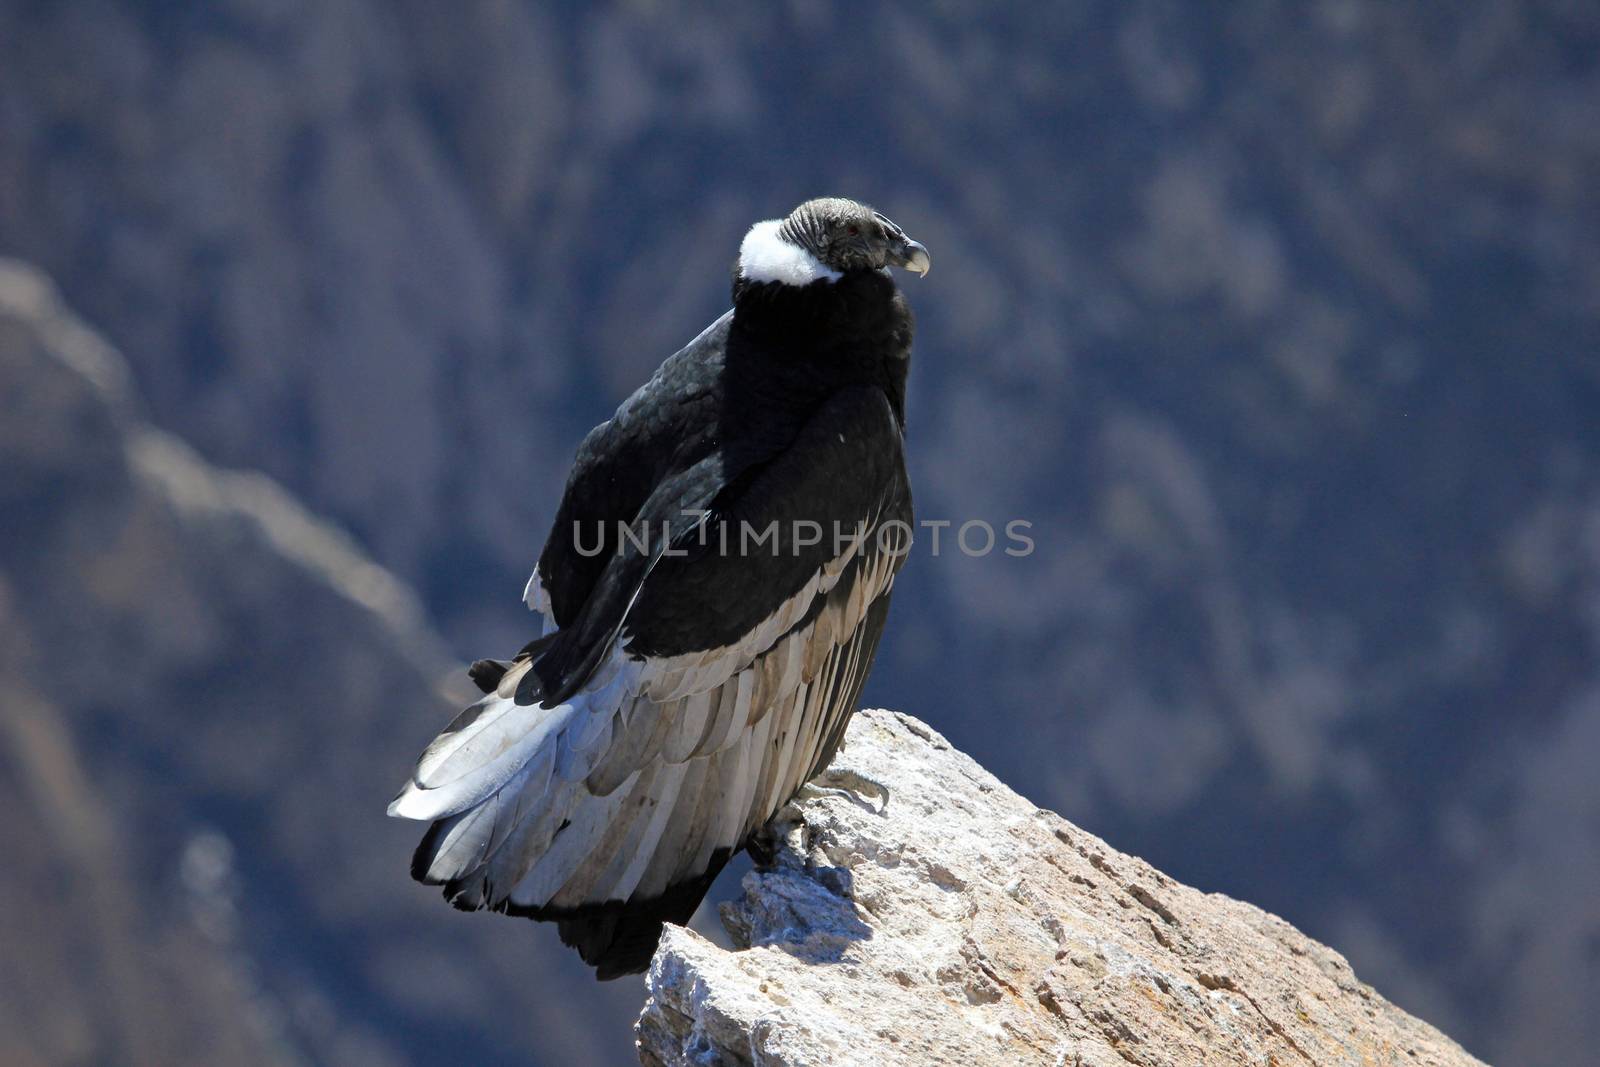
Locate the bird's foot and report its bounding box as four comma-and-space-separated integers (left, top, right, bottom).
745, 823, 781, 868
748, 770, 889, 868
799, 767, 889, 814
746, 808, 810, 869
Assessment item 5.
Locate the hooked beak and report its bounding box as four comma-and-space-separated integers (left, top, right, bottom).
893, 238, 931, 277
875, 211, 931, 277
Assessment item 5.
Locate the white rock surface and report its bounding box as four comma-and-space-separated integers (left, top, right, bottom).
636, 709, 1485, 1067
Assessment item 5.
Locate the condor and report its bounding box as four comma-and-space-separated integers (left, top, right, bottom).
389, 197, 929, 977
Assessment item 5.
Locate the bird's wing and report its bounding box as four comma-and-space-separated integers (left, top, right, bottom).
523, 310, 732, 632
390, 385, 910, 975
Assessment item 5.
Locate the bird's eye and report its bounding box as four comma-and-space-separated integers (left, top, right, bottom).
847, 225, 859, 236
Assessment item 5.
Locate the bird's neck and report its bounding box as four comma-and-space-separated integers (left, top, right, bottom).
727, 269, 912, 428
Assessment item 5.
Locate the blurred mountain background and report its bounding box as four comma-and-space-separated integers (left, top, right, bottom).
1, 2, 1596, 1065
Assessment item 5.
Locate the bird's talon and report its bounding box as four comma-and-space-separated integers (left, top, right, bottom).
801, 768, 890, 814
746, 827, 779, 868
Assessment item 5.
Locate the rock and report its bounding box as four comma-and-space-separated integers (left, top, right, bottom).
637, 710, 1483, 1067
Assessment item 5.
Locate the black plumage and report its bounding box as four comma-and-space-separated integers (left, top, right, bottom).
389, 197, 929, 977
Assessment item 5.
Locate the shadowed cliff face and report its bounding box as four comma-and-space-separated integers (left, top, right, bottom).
0, 262, 644, 1067
1, 4, 1598, 1064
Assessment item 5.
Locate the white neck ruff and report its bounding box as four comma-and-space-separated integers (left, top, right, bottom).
737, 219, 841, 286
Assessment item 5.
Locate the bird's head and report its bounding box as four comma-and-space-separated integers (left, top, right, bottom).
738, 197, 930, 287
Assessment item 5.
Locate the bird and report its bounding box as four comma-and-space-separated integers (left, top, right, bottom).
388, 196, 929, 978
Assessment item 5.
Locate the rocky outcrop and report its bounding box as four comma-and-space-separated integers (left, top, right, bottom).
638, 710, 1483, 1067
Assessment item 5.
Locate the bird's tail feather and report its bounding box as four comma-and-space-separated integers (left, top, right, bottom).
391, 616, 873, 978
392, 665, 754, 979
553, 849, 733, 980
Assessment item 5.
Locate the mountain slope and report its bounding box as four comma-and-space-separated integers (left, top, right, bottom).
0, 260, 638, 1067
